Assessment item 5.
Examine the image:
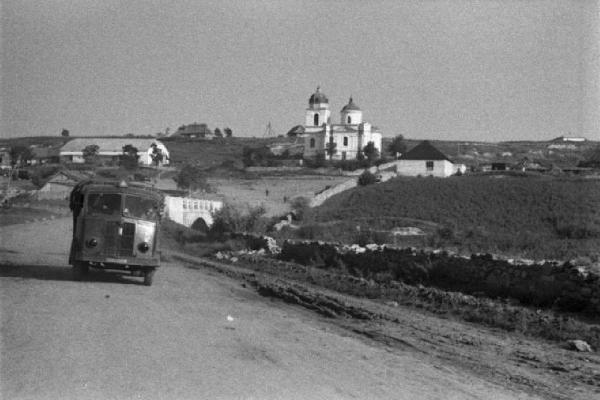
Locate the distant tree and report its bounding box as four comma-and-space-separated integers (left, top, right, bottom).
290, 196, 311, 221
150, 143, 164, 167
82, 144, 100, 164
242, 146, 272, 167
120, 144, 139, 170
214, 128, 223, 137
224, 127, 233, 138
61, 129, 70, 137
325, 137, 337, 160
388, 134, 407, 158
358, 170, 377, 186
175, 164, 212, 192
363, 141, 379, 164
242, 146, 254, 167
209, 203, 266, 239
9, 146, 33, 167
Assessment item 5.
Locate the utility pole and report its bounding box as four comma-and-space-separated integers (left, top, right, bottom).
263, 121, 275, 138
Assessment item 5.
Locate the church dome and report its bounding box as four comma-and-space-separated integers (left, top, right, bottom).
309, 86, 329, 105
341, 97, 361, 112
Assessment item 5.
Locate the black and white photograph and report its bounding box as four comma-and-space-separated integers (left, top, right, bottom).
1, 1, 599, 399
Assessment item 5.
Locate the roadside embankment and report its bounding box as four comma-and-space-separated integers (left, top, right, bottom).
278, 241, 600, 315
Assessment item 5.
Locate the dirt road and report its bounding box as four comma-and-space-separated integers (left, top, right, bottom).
1, 218, 543, 399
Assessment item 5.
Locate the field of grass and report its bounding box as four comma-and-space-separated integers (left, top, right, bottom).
302, 175, 600, 260
160, 137, 292, 167
0, 203, 68, 226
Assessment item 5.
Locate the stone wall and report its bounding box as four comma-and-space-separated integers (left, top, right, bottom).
278, 240, 600, 315
309, 178, 358, 207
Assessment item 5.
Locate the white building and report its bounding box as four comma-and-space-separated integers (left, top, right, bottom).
551, 136, 586, 142
164, 193, 223, 229
301, 87, 382, 160
395, 141, 456, 177
60, 138, 170, 165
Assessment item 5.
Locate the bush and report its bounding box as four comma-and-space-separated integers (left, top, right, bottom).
354, 229, 389, 246
175, 164, 213, 192
303, 153, 327, 169
357, 170, 377, 186
209, 203, 266, 239
190, 218, 209, 232
290, 196, 310, 221
335, 159, 369, 171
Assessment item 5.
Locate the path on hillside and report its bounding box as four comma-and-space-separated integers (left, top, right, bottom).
0, 218, 557, 399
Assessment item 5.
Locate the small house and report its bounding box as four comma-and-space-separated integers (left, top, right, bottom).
395, 141, 456, 177
0, 147, 11, 171
35, 170, 93, 200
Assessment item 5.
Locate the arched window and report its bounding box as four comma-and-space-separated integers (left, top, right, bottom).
347, 116, 351, 124
314, 113, 319, 126
310, 138, 316, 148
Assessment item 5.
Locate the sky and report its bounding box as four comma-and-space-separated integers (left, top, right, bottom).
1, 0, 599, 141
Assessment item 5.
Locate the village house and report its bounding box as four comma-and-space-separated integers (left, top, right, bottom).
395, 141, 461, 177
35, 170, 93, 200
169, 123, 214, 139
59, 138, 170, 166
550, 135, 586, 143
301, 87, 382, 160
0, 147, 11, 171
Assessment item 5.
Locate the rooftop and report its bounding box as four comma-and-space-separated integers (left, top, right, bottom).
400, 141, 452, 161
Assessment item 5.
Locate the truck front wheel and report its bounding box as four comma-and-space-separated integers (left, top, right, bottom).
72, 262, 89, 281
143, 269, 155, 286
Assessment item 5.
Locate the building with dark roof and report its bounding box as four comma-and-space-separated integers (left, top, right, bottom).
301, 87, 382, 160
35, 170, 94, 200
170, 123, 214, 139
396, 141, 458, 177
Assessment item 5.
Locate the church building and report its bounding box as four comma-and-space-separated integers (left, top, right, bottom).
301, 87, 382, 160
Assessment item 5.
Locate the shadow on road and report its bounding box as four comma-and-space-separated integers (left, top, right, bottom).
0, 263, 142, 285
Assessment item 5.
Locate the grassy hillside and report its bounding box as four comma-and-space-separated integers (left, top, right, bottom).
304, 175, 600, 260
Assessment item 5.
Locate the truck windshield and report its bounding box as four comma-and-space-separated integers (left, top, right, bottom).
87, 193, 122, 215
123, 195, 157, 219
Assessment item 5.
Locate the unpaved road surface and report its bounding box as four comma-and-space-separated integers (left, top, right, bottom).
0, 218, 568, 399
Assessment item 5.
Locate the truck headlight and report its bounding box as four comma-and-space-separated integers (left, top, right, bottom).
138, 242, 150, 253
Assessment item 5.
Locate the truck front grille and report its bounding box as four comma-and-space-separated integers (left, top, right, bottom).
103, 222, 135, 257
